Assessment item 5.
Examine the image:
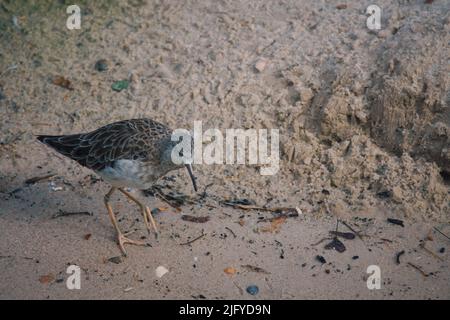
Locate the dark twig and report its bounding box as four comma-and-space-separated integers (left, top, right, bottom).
419, 243, 444, 261
52, 210, 92, 218
180, 232, 206, 246
257, 212, 299, 222
341, 221, 363, 241
407, 262, 429, 277
225, 227, 237, 238
311, 237, 333, 246
25, 173, 55, 184
395, 250, 405, 264
434, 227, 450, 241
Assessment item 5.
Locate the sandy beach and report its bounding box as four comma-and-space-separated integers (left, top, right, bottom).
0, 0, 449, 299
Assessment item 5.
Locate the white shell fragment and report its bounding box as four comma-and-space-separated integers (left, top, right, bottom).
49, 181, 63, 192
155, 266, 169, 278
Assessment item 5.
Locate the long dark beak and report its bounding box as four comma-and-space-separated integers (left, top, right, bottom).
185, 164, 197, 192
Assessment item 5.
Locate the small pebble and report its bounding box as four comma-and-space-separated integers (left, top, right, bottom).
246, 285, 259, 295
352, 255, 359, 260
315, 255, 326, 264
439, 247, 445, 253
108, 256, 123, 264
151, 208, 161, 215
155, 266, 169, 278
94, 59, 108, 72
111, 80, 129, 92
254, 58, 268, 72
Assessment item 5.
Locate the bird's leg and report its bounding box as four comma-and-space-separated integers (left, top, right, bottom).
145, 206, 159, 234
118, 188, 158, 235
104, 187, 146, 256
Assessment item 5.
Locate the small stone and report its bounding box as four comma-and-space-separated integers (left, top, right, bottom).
303, 157, 312, 165
316, 255, 326, 264
108, 256, 123, 264
246, 285, 259, 295
254, 58, 268, 72
439, 247, 445, 253
155, 266, 169, 278
336, 4, 347, 9
392, 186, 403, 203
111, 80, 129, 92
224, 267, 237, 275
94, 59, 108, 72
299, 86, 314, 105
377, 29, 390, 39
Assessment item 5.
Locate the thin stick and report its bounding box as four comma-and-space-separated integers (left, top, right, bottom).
257, 212, 299, 223
152, 189, 180, 209
420, 243, 444, 262
52, 210, 92, 218
25, 173, 56, 184
180, 233, 206, 246
407, 262, 429, 277
341, 221, 363, 240
222, 202, 293, 212
311, 237, 333, 246
225, 227, 237, 238
434, 227, 450, 241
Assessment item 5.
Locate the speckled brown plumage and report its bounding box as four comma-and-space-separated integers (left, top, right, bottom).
37, 118, 172, 171
37, 118, 197, 255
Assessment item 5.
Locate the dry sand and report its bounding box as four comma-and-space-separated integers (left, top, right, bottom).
0, 0, 449, 299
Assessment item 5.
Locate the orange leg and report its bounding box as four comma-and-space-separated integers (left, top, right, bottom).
118, 188, 159, 235
104, 187, 146, 256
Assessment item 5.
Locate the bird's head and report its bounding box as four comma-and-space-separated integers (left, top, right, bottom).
160, 135, 197, 192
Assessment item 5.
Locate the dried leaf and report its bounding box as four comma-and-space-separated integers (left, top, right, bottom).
52, 76, 73, 90
260, 216, 286, 233
181, 215, 210, 223
387, 218, 404, 227
224, 198, 256, 206
329, 231, 355, 240
241, 264, 270, 274
39, 274, 54, 284
324, 237, 346, 253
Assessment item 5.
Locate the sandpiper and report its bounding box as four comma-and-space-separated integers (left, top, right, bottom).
37, 118, 197, 255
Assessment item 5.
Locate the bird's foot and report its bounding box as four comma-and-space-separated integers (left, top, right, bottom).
117, 233, 147, 256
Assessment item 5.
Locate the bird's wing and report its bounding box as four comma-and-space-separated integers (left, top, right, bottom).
37, 119, 172, 170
